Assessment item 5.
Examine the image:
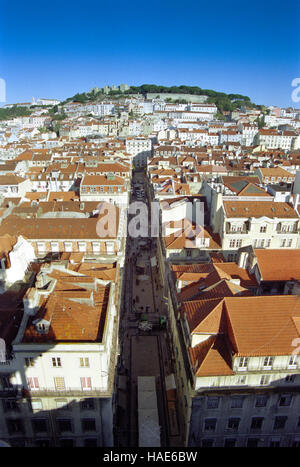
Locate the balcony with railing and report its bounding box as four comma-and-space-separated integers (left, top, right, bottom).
275, 226, 299, 234
225, 223, 249, 235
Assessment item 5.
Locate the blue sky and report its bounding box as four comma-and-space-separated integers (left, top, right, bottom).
1, 0, 300, 107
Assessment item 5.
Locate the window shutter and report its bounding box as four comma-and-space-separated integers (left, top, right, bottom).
55, 377, 65, 390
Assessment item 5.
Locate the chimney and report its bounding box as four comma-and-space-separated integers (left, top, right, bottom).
23, 288, 40, 316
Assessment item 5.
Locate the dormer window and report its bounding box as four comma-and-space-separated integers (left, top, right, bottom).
263, 356, 274, 369
260, 224, 267, 233
288, 355, 298, 369
33, 319, 50, 334
238, 357, 249, 371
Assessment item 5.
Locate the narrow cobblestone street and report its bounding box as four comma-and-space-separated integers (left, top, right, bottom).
115, 169, 183, 447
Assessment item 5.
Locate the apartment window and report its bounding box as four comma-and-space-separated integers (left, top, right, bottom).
274, 416, 287, 430
260, 375, 271, 385
2, 399, 20, 413
51, 242, 59, 253
204, 418, 217, 432
27, 377, 39, 390
60, 439, 74, 447
238, 357, 249, 371
78, 242, 86, 252
80, 399, 95, 411
206, 397, 219, 409
247, 438, 259, 447
81, 418, 96, 432
54, 377, 65, 391
64, 242, 73, 252
224, 438, 236, 447
81, 377, 92, 391
278, 394, 292, 407
106, 242, 114, 254
57, 419, 73, 433
56, 399, 69, 410
236, 375, 247, 385
201, 439, 214, 447
30, 399, 43, 411
230, 396, 244, 408
6, 419, 25, 435
285, 374, 295, 383
263, 356, 274, 369
265, 239, 271, 247
260, 225, 267, 233
250, 417, 264, 430
84, 438, 97, 447
52, 357, 62, 367
25, 357, 35, 367
287, 239, 293, 248
255, 239, 265, 248
229, 239, 235, 248
280, 239, 286, 248
10, 438, 26, 447
228, 418, 240, 431
269, 439, 281, 447
288, 355, 298, 368
186, 249, 192, 257
32, 418, 47, 433
255, 395, 268, 407
92, 242, 100, 254
236, 239, 242, 248
80, 357, 90, 368
37, 242, 46, 253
